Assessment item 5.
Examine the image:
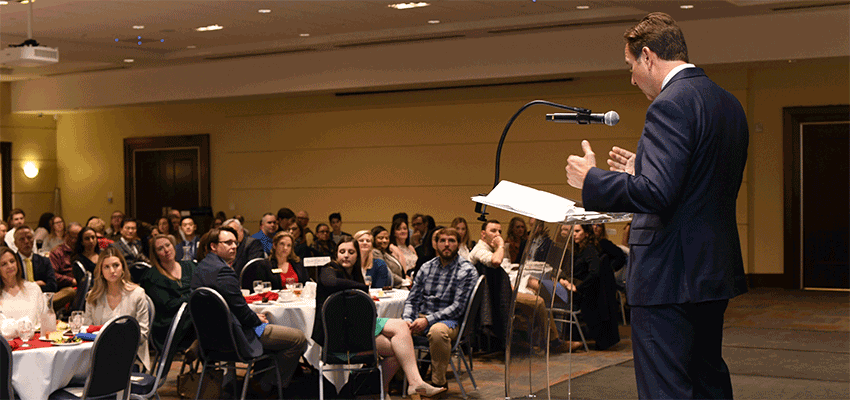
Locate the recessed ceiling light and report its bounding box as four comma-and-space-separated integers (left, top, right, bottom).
258, 9, 271, 13
0, 1, 9, 5
123, 59, 134, 63
186, 45, 197, 49
388, 2, 429, 10
133, 25, 145, 30
427, 20, 440, 24
680, 4, 694, 9
576, 5, 590, 10
17, 0, 33, 4
299, 33, 310, 37
195, 24, 223, 32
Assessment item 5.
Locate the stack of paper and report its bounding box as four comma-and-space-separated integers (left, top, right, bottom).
471, 180, 614, 223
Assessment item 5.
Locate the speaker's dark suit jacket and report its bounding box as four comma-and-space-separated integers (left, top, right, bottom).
583, 67, 749, 306
17, 252, 57, 292
190, 253, 263, 358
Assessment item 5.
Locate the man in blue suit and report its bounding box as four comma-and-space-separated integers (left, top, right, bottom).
566, 13, 749, 399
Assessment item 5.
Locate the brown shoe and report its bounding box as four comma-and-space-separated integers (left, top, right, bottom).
550, 340, 584, 353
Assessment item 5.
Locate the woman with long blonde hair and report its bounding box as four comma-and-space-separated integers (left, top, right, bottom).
84, 247, 151, 370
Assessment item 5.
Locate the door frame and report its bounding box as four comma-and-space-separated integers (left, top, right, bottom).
123, 134, 210, 218
783, 105, 849, 289
1, 141, 11, 221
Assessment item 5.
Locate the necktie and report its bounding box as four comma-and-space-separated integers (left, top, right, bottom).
24, 257, 34, 282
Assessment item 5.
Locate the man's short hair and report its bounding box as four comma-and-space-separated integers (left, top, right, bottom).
392, 212, 408, 224
261, 212, 276, 220
208, 226, 238, 248
329, 212, 342, 222
120, 217, 137, 229
180, 216, 196, 225
222, 218, 242, 230
481, 219, 500, 231
624, 12, 689, 63
14, 225, 32, 236
435, 227, 461, 243
7, 208, 24, 223
277, 208, 295, 220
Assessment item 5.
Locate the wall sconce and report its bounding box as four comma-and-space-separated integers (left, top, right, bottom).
23, 161, 39, 179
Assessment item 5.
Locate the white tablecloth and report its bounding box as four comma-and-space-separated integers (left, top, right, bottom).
249, 289, 409, 390
11, 341, 94, 400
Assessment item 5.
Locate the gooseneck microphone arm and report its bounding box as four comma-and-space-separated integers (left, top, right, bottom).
475, 100, 591, 221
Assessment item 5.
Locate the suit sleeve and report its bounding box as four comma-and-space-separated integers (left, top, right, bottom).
37, 256, 58, 292
583, 98, 694, 214
216, 265, 262, 329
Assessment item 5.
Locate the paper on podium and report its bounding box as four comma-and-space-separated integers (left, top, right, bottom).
471, 180, 613, 223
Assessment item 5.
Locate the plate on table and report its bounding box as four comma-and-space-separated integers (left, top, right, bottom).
53, 340, 83, 346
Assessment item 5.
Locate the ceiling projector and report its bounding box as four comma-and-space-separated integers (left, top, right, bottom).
1, 45, 59, 67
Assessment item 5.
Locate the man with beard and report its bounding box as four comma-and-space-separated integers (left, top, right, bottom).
402, 227, 479, 388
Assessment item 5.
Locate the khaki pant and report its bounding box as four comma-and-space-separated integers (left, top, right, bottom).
259, 324, 308, 388
515, 292, 560, 345
424, 321, 459, 386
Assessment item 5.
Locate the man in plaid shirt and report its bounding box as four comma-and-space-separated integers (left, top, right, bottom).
403, 227, 479, 387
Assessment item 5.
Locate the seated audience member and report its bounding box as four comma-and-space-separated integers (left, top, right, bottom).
33, 212, 54, 252
223, 218, 264, 275
353, 230, 391, 288
251, 213, 278, 255
403, 228, 480, 388
87, 217, 114, 250
243, 231, 308, 292
555, 224, 621, 350
592, 223, 627, 273
49, 222, 83, 312
109, 218, 149, 265
5, 209, 35, 253
179, 217, 200, 261
450, 217, 474, 261
295, 211, 313, 247
169, 214, 186, 242
140, 234, 195, 351
286, 222, 315, 260
506, 217, 529, 264
0, 246, 48, 327
313, 238, 446, 397
151, 216, 172, 237
370, 226, 405, 288
328, 212, 352, 245
83, 247, 151, 370
413, 227, 443, 274
106, 210, 125, 241
276, 208, 296, 235
470, 220, 579, 353
14, 226, 57, 292
409, 213, 426, 248
42, 215, 67, 255
0, 222, 8, 245
310, 223, 336, 257
191, 227, 307, 394
73, 227, 101, 273
389, 218, 417, 275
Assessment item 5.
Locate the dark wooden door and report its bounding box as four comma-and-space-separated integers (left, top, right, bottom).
133, 149, 199, 225
801, 122, 849, 289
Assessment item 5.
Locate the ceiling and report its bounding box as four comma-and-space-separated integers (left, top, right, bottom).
2, 0, 845, 81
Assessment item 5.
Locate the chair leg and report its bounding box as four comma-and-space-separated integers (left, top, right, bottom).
457, 348, 477, 391
378, 365, 385, 400
318, 362, 324, 400
571, 313, 590, 352
448, 355, 467, 399
240, 361, 253, 400
194, 361, 208, 400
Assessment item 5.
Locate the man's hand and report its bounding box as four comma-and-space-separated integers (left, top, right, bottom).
490, 234, 505, 250
559, 278, 577, 292
409, 317, 429, 334
256, 313, 269, 324
607, 146, 635, 175
565, 140, 596, 189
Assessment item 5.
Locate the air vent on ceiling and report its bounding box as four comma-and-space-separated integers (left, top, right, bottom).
45, 65, 129, 77
488, 18, 640, 35
205, 47, 316, 61
335, 34, 465, 49
771, 1, 849, 12
336, 77, 576, 97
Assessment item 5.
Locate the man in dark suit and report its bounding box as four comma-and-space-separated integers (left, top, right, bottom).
566, 13, 748, 399
109, 217, 149, 265
224, 218, 265, 275
190, 226, 306, 394
14, 226, 57, 292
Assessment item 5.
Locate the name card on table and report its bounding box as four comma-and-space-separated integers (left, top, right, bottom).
303, 256, 331, 267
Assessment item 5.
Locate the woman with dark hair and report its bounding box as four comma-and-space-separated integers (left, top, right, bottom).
450, 217, 473, 261
42, 215, 67, 254
370, 225, 404, 288
140, 234, 196, 350
34, 212, 55, 251
72, 226, 101, 273
389, 218, 417, 274
592, 223, 627, 273
244, 231, 309, 291
312, 238, 445, 397
0, 246, 47, 327
557, 224, 620, 350
506, 216, 528, 264
311, 223, 335, 257
288, 222, 316, 260
412, 226, 443, 274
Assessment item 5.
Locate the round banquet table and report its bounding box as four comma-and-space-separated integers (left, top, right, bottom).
11, 339, 94, 400
249, 289, 409, 390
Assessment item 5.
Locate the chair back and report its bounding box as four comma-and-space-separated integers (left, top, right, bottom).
72, 261, 86, 286
321, 289, 379, 365
83, 315, 141, 399
70, 270, 91, 312
0, 336, 12, 400
455, 275, 486, 350
188, 287, 247, 362
152, 302, 190, 392
130, 261, 152, 283
239, 258, 265, 291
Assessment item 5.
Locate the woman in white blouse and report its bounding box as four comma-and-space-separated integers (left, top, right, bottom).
0, 247, 47, 327
84, 247, 150, 370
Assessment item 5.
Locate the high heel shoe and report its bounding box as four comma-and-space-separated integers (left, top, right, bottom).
408, 382, 447, 397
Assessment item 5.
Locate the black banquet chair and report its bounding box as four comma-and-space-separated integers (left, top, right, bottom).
130, 302, 190, 399
1, 335, 14, 400
238, 257, 266, 292
320, 289, 384, 400
188, 287, 283, 400
49, 315, 141, 400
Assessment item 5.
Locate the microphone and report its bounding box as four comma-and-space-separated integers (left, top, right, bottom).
545, 110, 619, 126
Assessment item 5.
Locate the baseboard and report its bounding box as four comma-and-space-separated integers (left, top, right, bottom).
747, 273, 790, 288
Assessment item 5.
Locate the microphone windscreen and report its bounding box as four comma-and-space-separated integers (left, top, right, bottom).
604, 111, 620, 126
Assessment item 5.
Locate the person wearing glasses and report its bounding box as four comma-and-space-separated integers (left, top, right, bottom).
311, 223, 336, 257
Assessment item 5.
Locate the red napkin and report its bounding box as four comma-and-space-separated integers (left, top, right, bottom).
87, 325, 102, 333
245, 292, 278, 304
10, 332, 53, 351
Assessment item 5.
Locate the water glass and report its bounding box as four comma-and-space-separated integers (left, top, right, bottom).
69, 311, 84, 335
364, 275, 373, 288
253, 280, 263, 294
285, 277, 296, 291
262, 282, 272, 293
293, 283, 303, 297
18, 318, 34, 346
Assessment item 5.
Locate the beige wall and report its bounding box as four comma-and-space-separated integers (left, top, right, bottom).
8, 57, 850, 278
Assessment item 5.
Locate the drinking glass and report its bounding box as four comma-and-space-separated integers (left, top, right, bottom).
18, 318, 34, 346
293, 283, 303, 297
285, 277, 296, 291
262, 282, 272, 293
253, 280, 263, 294
69, 311, 84, 335
364, 275, 373, 288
